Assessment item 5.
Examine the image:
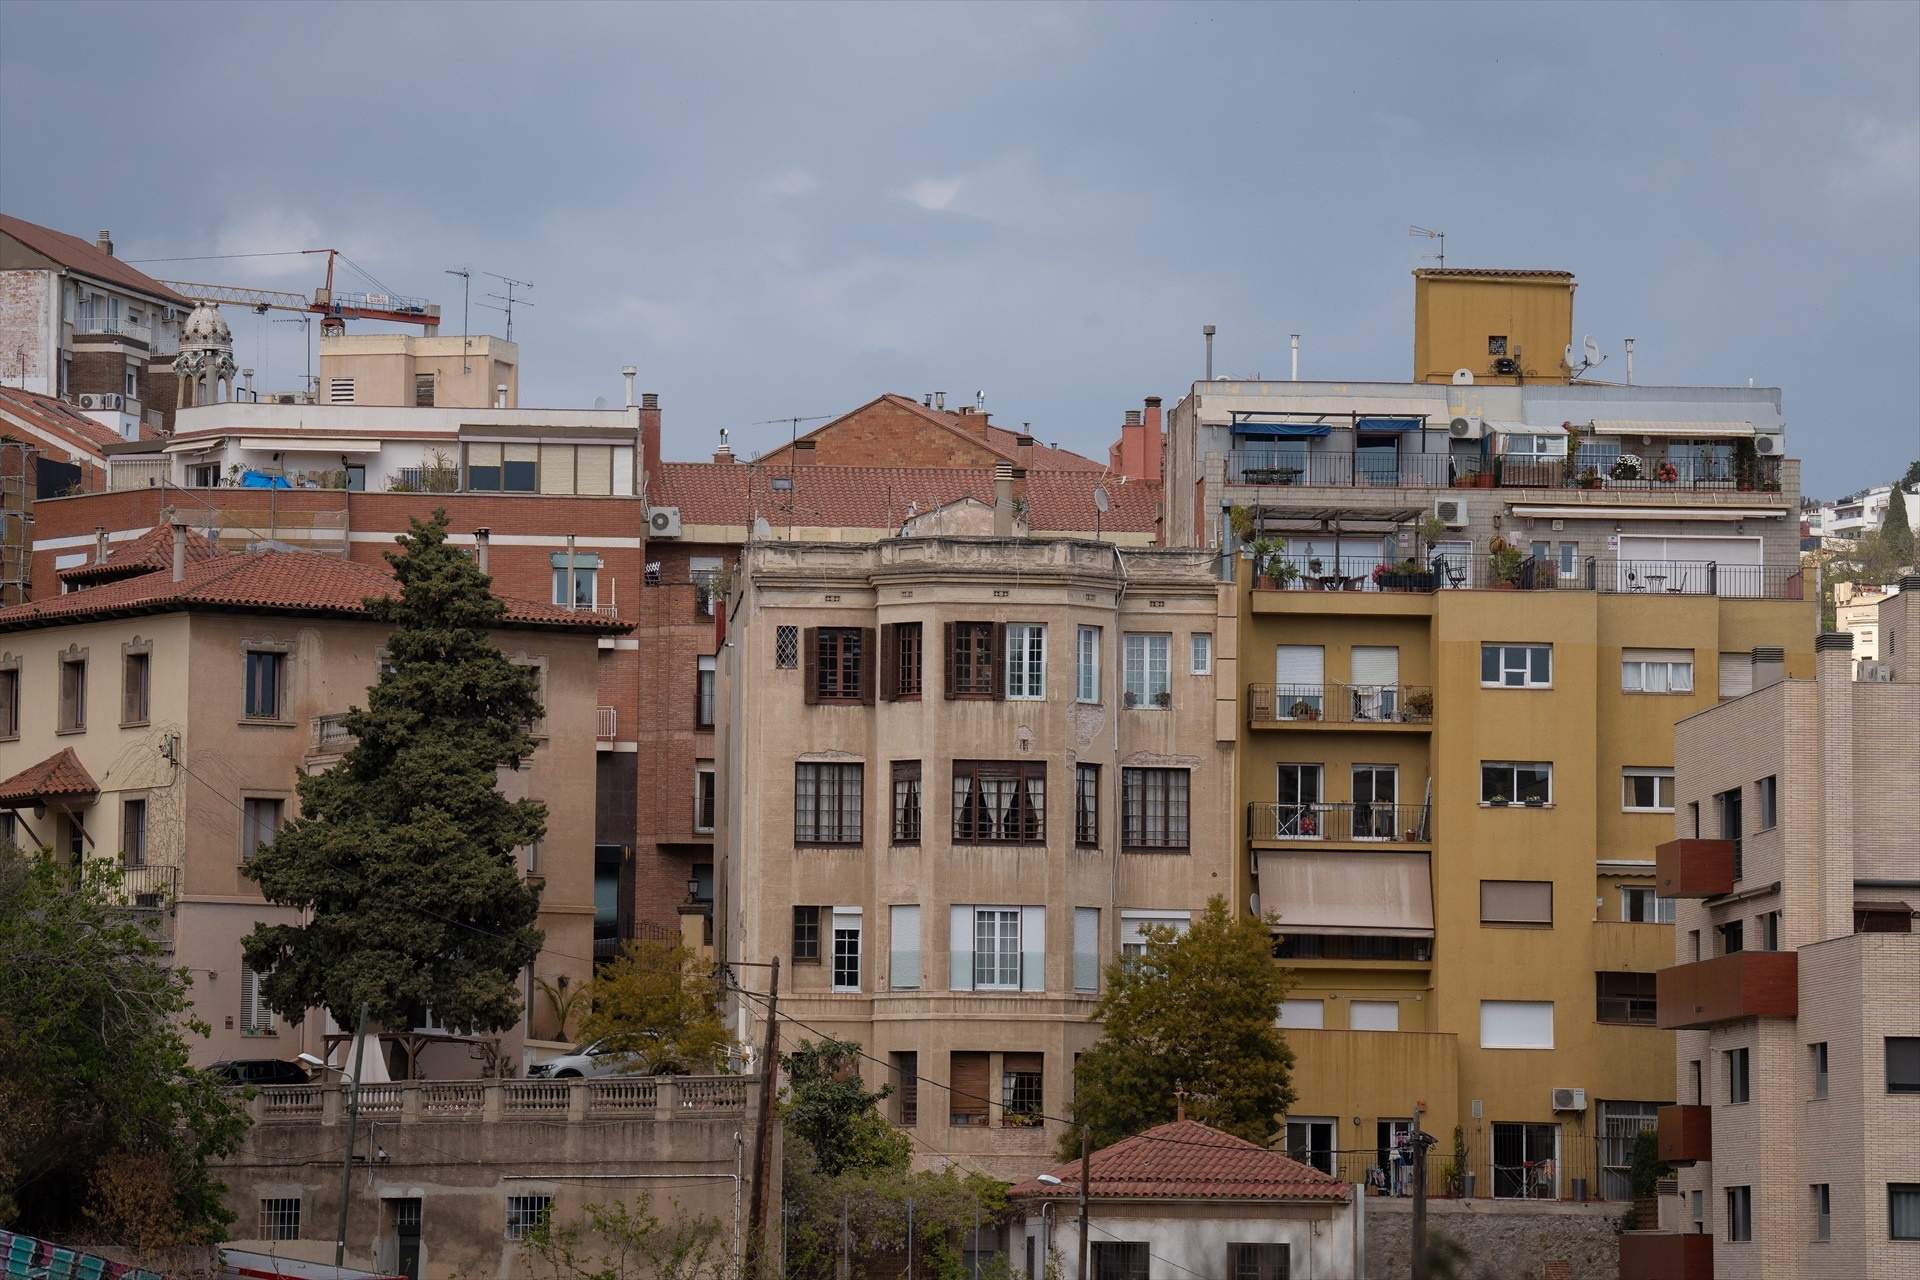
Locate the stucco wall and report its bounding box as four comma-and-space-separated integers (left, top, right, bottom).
1364, 1197, 1627, 1280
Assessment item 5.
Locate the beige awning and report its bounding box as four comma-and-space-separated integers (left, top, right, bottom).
1256, 850, 1434, 937
1487, 421, 1568, 437
238, 437, 384, 454
1588, 420, 1755, 438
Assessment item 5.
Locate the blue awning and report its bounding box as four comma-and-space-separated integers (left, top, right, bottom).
1233, 424, 1330, 440
1356, 417, 1422, 432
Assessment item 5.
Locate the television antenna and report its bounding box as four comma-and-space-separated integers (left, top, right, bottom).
443, 268, 472, 371
1409, 225, 1446, 267
478, 271, 533, 342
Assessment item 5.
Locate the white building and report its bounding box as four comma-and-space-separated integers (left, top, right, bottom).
1818, 483, 1919, 544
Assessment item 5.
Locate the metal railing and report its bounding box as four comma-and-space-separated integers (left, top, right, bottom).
1248, 683, 1433, 725
388, 466, 461, 494
596, 706, 617, 740
1229, 450, 1457, 489
1523, 557, 1805, 600
107, 457, 172, 492
1227, 448, 1783, 494
1295, 1126, 1638, 1202
113, 864, 178, 909
1249, 801, 1432, 843
74, 316, 153, 344
1252, 552, 1477, 592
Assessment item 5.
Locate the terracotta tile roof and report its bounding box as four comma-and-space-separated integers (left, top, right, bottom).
757, 394, 1106, 472
1007, 1120, 1349, 1203
0, 550, 629, 634
653, 462, 1160, 535
0, 214, 191, 305
1412, 267, 1574, 279
58, 526, 220, 586
0, 384, 127, 459
0, 747, 99, 806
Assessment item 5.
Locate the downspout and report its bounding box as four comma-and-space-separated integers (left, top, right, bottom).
1108, 546, 1130, 972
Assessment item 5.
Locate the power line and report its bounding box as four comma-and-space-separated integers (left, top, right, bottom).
124, 251, 312, 264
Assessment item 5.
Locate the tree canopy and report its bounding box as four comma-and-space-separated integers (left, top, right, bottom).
242, 510, 545, 1038
577, 939, 733, 1074
1064, 896, 1296, 1155
1881, 482, 1914, 570
0, 848, 249, 1241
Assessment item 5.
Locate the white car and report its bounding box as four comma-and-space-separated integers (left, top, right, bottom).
526, 1039, 630, 1079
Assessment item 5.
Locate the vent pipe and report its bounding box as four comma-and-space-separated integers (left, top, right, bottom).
94, 526, 108, 565
495, 384, 508, 409
474, 527, 491, 574
1203, 325, 1216, 381
934, 391, 946, 411
1623, 338, 1636, 386
1290, 334, 1300, 381
993, 461, 1015, 536
621, 365, 637, 408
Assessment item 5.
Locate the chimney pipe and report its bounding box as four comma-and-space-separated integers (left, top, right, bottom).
1290, 334, 1300, 382
474, 527, 491, 575
934, 391, 945, 411
95, 231, 113, 256
1203, 325, 1216, 381
621, 365, 637, 408
715, 427, 734, 464
94, 526, 108, 565
993, 461, 1015, 537
170, 514, 187, 582
1623, 338, 1636, 386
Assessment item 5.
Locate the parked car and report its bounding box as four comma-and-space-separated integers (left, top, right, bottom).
528, 1037, 684, 1078
208, 1058, 311, 1087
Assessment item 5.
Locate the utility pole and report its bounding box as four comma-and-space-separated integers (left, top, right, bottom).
444, 269, 472, 373
333, 1002, 371, 1267
747, 956, 781, 1275
1409, 1101, 1437, 1280
1077, 1126, 1091, 1280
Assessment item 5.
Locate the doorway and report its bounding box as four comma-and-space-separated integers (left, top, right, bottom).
1275, 764, 1323, 838
1352, 765, 1398, 839
385, 1197, 421, 1280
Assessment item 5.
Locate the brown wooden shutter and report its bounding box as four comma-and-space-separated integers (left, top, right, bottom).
859, 628, 877, 705
802, 627, 819, 705
943, 622, 957, 700
949, 1052, 990, 1122
1002, 1051, 1042, 1075
880, 624, 897, 702
990, 622, 1007, 701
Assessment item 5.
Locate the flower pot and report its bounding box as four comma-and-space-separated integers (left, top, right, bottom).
1489, 580, 1517, 590
1475, 472, 1496, 489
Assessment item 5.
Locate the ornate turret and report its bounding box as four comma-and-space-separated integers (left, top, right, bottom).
173, 301, 238, 408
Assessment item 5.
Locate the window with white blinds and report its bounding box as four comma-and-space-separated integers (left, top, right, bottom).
1275, 644, 1325, 687
889, 905, 920, 990
1073, 907, 1099, 992
1480, 1000, 1554, 1049
1718, 653, 1753, 699
240, 964, 275, 1035
1350, 645, 1399, 688
1350, 1000, 1400, 1031
949, 905, 1045, 992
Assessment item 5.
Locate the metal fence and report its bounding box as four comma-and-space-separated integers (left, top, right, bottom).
1288, 1119, 1657, 1203
1248, 801, 1432, 843
1227, 448, 1781, 494
1247, 682, 1433, 726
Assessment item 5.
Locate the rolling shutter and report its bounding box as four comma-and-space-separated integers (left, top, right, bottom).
1020, 905, 1045, 992
1719, 653, 1753, 699
1351, 646, 1399, 687
949, 905, 974, 991
538, 444, 574, 494
949, 1053, 990, 1123
1276, 645, 1325, 687
575, 445, 613, 496
889, 905, 920, 991
1073, 907, 1099, 992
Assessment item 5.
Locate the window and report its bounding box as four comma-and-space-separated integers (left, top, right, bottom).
946, 622, 999, 697
1122, 632, 1171, 707
1623, 768, 1676, 812
1810, 1042, 1828, 1099
950, 1051, 991, 1126
892, 1051, 918, 1125
326, 377, 355, 404
1726, 1186, 1753, 1242
775, 626, 799, 669
1758, 910, 1781, 951
1276, 999, 1324, 1029
952, 761, 1045, 844
1811, 1184, 1831, 1242
695, 656, 715, 728
1076, 625, 1101, 702
1120, 910, 1190, 962
1719, 919, 1744, 955
1622, 648, 1695, 694
1481, 643, 1551, 688
1001, 1052, 1042, 1123
551, 559, 598, 609
1480, 880, 1553, 925
1889, 1037, 1920, 1093
1757, 775, 1777, 830
1190, 632, 1212, 675
1091, 1242, 1149, 1280
1596, 972, 1657, 1025
792, 906, 820, 962
1231, 1243, 1290, 1280
1480, 1001, 1554, 1049
807, 627, 869, 703
59, 654, 87, 731
1488, 335, 1508, 355
1892, 1185, 1920, 1241
1620, 886, 1676, 924
1283, 1117, 1335, 1174
1073, 907, 1099, 992
1558, 542, 1579, 576
1122, 767, 1189, 850
1717, 787, 1744, 879
1492, 1122, 1559, 1199
0, 813, 14, 847
1005, 623, 1046, 699
1531, 539, 1551, 563
121, 798, 146, 867
1690, 1060, 1703, 1105
413, 373, 435, 407
794, 762, 862, 844
0, 663, 16, 738
891, 761, 921, 843
125, 366, 138, 397
242, 797, 283, 860
830, 909, 862, 991
259, 1197, 300, 1240
1691, 1190, 1705, 1234
890, 904, 920, 990
1482, 761, 1552, 805
240, 964, 275, 1035
1350, 1000, 1399, 1031
1074, 764, 1099, 846
887, 622, 922, 698
1725, 1047, 1751, 1104
975, 908, 1022, 989
244, 650, 284, 719
464, 443, 537, 493
693, 763, 715, 833
505, 1195, 552, 1242
122, 650, 150, 725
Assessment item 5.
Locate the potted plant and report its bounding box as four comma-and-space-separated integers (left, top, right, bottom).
1487, 793, 1510, 807
1734, 437, 1759, 491
1376, 557, 1435, 592
1578, 466, 1603, 489
1403, 689, 1434, 721
1524, 795, 1545, 807
1610, 456, 1642, 482
1287, 698, 1319, 721
1654, 460, 1679, 484
1251, 538, 1283, 587
1271, 559, 1301, 590
1229, 504, 1257, 544
1488, 537, 1525, 588
1476, 460, 1497, 488
1153, 690, 1172, 709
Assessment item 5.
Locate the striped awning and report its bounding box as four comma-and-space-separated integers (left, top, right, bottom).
1589, 420, 1755, 438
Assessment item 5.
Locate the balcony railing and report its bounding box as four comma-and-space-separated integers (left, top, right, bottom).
388, 466, 462, 494
107, 457, 172, 491
1252, 552, 1473, 592
1229, 450, 1458, 489
1526, 557, 1805, 599
310, 713, 355, 755
1228, 448, 1782, 494
596, 706, 617, 740
1248, 682, 1433, 726
1248, 801, 1432, 844
245, 1074, 750, 1124
113, 864, 178, 910
74, 316, 152, 345
1656, 950, 1798, 1029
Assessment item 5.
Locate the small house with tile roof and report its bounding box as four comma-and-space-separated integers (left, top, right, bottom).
1006, 1119, 1358, 1279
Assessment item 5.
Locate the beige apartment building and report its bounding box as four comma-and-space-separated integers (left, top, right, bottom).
715, 533, 1235, 1178
1621, 577, 1920, 1280
0, 530, 623, 1073
317, 332, 519, 408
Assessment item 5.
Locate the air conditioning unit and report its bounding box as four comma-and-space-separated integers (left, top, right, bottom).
77, 393, 124, 411
1550, 1087, 1587, 1112
1492, 356, 1520, 376
1448, 415, 1484, 440
647, 506, 683, 539
1753, 431, 1784, 456
1434, 499, 1469, 529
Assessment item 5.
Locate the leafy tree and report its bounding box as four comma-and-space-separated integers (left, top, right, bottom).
1881, 482, 1914, 571
781, 1038, 910, 1178
242, 510, 545, 1041
1902, 458, 1920, 490
577, 939, 733, 1073
522, 1193, 730, 1280
1063, 897, 1296, 1155
0, 848, 249, 1240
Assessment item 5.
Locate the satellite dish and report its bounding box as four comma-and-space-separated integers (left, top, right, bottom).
751, 516, 772, 540
1563, 343, 1579, 371
1583, 335, 1603, 366
592, 395, 607, 410
1093, 487, 1111, 514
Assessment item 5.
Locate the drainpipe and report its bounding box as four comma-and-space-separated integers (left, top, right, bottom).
474, 526, 491, 575
566, 533, 578, 611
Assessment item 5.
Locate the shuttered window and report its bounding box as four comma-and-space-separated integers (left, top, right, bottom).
1073, 907, 1100, 992
539, 444, 574, 494
240, 964, 275, 1035
950, 1052, 991, 1125
1002, 1052, 1043, 1122
945, 622, 1001, 698
804, 628, 873, 703
1480, 879, 1553, 924
575, 445, 613, 495
1351, 645, 1398, 687
1718, 652, 1753, 699
889, 904, 920, 990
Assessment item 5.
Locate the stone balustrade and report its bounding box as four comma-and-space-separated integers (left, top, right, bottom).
245, 1074, 751, 1125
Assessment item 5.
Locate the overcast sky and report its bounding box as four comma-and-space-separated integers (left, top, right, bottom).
4, 1, 1915, 497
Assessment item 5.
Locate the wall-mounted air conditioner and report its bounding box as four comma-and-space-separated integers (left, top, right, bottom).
1753, 431, 1785, 456
1550, 1087, 1587, 1112
1448, 415, 1484, 440
647, 506, 683, 539
1434, 499, 1469, 529
77, 393, 124, 411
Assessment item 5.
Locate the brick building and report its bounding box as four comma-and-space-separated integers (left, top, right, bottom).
0, 384, 122, 604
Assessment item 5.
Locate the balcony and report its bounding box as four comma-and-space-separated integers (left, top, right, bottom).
1526, 558, 1806, 600
596, 706, 617, 741
1656, 839, 1736, 898
73, 315, 152, 346
1247, 682, 1433, 728
1248, 801, 1432, 845
112, 864, 178, 911
1656, 1105, 1711, 1166
1656, 951, 1798, 1029
1227, 445, 1782, 495
1618, 1232, 1712, 1280
308, 713, 356, 758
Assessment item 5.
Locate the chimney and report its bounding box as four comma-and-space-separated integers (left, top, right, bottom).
495, 384, 509, 409
1142, 395, 1163, 483
923, 393, 933, 408
993, 461, 1015, 536
715, 427, 735, 464
1290, 334, 1301, 381
94, 526, 108, 565
170, 514, 187, 582
934, 391, 946, 411
1751, 645, 1785, 691
1124, 410, 1143, 427
1814, 631, 1853, 688
95, 231, 113, 256
474, 526, 491, 575
621, 365, 637, 408
1203, 324, 1216, 381
639, 392, 663, 498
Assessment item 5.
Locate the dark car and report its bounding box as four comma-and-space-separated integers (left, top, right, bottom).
208, 1058, 311, 1087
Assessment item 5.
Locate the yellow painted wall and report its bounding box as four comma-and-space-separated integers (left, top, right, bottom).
1412, 271, 1575, 385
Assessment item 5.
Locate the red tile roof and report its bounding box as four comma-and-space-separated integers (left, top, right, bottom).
757, 394, 1106, 472
0, 384, 127, 460
0, 747, 100, 806
1007, 1120, 1349, 1203
58, 526, 220, 586
0, 214, 191, 305
0, 550, 629, 633
653, 462, 1160, 535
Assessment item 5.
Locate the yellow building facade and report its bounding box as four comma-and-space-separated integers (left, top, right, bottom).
1412, 267, 1578, 385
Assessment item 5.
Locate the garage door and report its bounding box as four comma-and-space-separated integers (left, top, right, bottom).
1616, 535, 1763, 597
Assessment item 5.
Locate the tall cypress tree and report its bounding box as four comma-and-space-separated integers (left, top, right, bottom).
1881, 482, 1914, 572
243, 511, 545, 1037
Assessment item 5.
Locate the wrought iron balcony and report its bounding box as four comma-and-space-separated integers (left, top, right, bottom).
1247, 801, 1432, 844
1247, 682, 1433, 727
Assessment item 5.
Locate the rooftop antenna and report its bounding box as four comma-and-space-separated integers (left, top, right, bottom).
478, 271, 533, 342
1409, 225, 1446, 267
754, 411, 834, 540
443, 268, 472, 372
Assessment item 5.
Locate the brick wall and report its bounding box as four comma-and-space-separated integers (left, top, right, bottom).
764, 399, 1003, 469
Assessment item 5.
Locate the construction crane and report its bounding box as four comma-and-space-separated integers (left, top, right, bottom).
158, 249, 440, 334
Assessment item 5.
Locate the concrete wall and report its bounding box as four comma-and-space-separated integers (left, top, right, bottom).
1412, 271, 1576, 386
1364, 1198, 1627, 1280
319, 334, 519, 409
